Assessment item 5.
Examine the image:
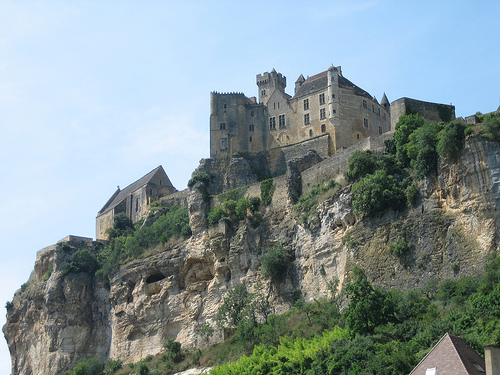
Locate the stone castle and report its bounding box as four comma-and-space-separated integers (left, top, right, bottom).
96, 65, 455, 239
210, 65, 455, 158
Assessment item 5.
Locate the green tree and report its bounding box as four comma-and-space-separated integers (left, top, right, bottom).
346, 150, 376, 181
351, 169, 405, 216
437, 120, 466, 158
484, 112, 500, 141
163, 337, 183, 363
261, 243, 291, 284
217, 284, 253, 327
393, 114, 426, 162
344, 267, 396, 335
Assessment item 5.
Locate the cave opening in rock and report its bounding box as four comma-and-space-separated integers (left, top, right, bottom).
146, 273, 166, 284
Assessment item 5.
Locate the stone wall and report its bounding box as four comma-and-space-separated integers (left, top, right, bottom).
301, 132, 393, 192
390, 97, 456, 130
269, 134, 330, 176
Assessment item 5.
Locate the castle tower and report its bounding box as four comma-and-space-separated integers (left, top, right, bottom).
256, 68, 287, 106
327, 65, 341, 153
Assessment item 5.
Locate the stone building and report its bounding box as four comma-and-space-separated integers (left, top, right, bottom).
210, 65, 455, 159
96, 166, 176, 240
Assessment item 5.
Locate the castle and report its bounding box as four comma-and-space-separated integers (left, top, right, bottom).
210, 65, 455, 158
96, 65, 455, 239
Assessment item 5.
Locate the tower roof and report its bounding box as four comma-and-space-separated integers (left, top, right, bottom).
381, 93, 390, 107
296, 74, 305, 83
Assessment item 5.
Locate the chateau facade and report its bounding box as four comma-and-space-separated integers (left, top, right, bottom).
210, 65, 454, 158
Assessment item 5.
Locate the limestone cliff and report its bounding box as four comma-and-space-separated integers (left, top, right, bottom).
4, 134, 500, 375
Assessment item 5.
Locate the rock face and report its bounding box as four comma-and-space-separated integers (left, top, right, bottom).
5, 135, 500, 375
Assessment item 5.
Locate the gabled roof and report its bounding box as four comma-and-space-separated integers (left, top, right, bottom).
98, 166, 170, 215
409, 333, 486, 375
293, 70, 374, 100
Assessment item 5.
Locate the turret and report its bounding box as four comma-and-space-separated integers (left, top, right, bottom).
381, 93, 390, 109
295, 74, 305, 94
256, 69, 286, 106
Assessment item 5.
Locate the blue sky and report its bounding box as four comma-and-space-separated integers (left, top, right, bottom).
1, 0, 498, 372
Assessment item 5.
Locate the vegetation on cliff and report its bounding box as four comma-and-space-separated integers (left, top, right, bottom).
59, 205, 191, 282
62, 254, 500, 374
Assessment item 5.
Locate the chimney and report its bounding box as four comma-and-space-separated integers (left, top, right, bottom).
485, 345, 500, 375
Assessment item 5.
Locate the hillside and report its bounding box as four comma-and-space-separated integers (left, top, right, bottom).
4, 112, 500, 375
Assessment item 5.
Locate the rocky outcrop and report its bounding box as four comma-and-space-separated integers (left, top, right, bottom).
5, 135, 500, 375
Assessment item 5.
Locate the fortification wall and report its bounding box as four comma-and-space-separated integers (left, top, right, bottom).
269, 134, 330, 176
390, 97, 456, 130
301, 133, 393, 192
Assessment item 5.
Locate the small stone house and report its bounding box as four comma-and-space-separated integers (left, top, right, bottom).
409, 332, 500, 375
96, 166, 176, 240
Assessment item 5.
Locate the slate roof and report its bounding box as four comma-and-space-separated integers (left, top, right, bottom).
97, 166, 166, 215
409, 333, 486, 375
293, 70, 373, 100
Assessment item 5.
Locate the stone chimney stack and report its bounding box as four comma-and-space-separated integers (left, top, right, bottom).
485, 345, 500, 375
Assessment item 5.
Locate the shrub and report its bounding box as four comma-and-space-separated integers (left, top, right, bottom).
393, 114, 426, 161
219, 187, 247, 203
5, 300, 13, 311
346, 151, 376, 181
235, 198, 251, 220
437, 120, 466, 158
217, 284, 252, 327
260, 178, 275, 206
188, 172, 210, 188
67, 357, 104, 375
390, 237, 410, 257
483, 112, 500, 141
200, 322, 214, 344
261, 243, 291, 284
164, 337, 183, 363
61, 248, 98, 276
406, 183, 419, 207
352, 170, 405, 216
208, 205, 228, 226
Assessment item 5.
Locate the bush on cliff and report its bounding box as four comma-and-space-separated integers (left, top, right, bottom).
351, 170, 405, 216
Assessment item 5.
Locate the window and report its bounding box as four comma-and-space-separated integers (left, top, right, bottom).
219, 123, 226, 130
279, 114, 285, 128
321, 124, 326, 133
251, 111, 254, 117
332, 109, 337, 114
220, 138, 228, 151
309, 129, 313, 137
379, 126, 382, 135
356, 133, 360, 140
249, 136, 252, 142
249, 124, 254, 132
269, 117, 276, 130
320, 108, 326, 120
136, 198, 139, 212
261, 89, 266, 96
274, 102, 276, 109
223, 104, 227, 109
304, 113, 310, 125
363, 100, 367, 109
304, 99, 309, 110
364, 118, 369, 128
332, 93, 335, 98
319, 93, 325, 105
